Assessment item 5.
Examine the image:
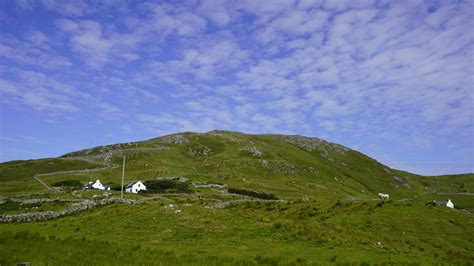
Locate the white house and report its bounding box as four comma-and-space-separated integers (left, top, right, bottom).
83, 180, 110, 191
125, 181, 147, 193
434, 199, 454, 209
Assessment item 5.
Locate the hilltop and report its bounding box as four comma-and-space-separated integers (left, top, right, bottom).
4, 130, 472, 199
0, 130, 473, 264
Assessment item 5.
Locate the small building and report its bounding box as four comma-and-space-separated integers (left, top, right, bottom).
125, 181, 147, 193
434, 199, 454, 209
83, 180, 110, 191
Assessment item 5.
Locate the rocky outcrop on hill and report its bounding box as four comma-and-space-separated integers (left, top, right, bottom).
188, 146, 212, 156
239, 146, 264, 157
392, 175, 411, 189
206, 130, 242, 141
258, 160, 297, 175
155, 133, 190, 145
274, 135, 348, 156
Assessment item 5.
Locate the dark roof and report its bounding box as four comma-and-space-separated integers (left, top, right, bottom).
434, 200, 449, 205
125, 181, 140, 189
83, 181, 94, 189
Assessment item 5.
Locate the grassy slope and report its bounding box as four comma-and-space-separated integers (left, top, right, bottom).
0, 158, 102, 196
51, 130, 472, 199
0, 130, 473, 264
0, 199, 473, 265
54, 132, 415, 196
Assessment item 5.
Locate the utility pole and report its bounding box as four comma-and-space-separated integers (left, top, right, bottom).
121, 156, 126, 199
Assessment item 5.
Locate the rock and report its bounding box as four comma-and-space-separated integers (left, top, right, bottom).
188, 146, 212, 156
156, 134, 190, 145
258, 160, 296, 174
392, 176, 411, 189
239, 146, 264, 157
0, 197, 161, 223
192, 182, 227, 188
274, 135, 348, 156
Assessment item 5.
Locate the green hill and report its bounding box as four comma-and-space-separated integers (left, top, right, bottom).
0, 130, 473, 264
5, 130, 471, 199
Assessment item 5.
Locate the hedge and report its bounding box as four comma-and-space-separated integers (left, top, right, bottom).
228, 188, 277, 200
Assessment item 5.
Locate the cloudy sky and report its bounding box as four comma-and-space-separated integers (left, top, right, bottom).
0, 0, 473, 175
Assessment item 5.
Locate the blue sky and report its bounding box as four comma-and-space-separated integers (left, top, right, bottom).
0, 0, 473, 175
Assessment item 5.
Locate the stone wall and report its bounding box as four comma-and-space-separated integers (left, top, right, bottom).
0, 197, 164, 223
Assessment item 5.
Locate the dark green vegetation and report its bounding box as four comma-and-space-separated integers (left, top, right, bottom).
143, 179, 191, 193
0, 130, 473, 265
228, 187, 278, 200
52, 179, 82, 189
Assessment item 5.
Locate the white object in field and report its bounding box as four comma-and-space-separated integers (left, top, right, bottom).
434, 199, 454, 209
125, 181, 147, 194
377, 193, 389, 200
84, 180, 109, 190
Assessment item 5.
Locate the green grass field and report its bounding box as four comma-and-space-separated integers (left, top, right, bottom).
1, 130, 473, 265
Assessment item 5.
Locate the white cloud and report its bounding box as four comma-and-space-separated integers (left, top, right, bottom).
197, 0, 231, 26
40, 0, 89, 16
1, 0, 472, 174
56, 19, 113, 68
0, 69, 124, 117
0, 36, 71, 69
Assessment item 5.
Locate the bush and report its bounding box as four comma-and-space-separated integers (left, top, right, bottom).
106, 183, 122, 191
228, 188, 278, 200
142, 180, 191, 193
52, 179, 82, 188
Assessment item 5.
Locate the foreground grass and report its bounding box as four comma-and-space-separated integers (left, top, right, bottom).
0, 231, 260, 266
1, 198, 473, 265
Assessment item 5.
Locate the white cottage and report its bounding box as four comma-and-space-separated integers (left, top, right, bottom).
434, 199, 454, 209
125, 181, 147, 193
83, 180, 110, 191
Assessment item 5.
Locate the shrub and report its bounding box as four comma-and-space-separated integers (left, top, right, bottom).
106, 183, 122, 191
142, 180, 191, 193
52, 179, 82, 188
228, 188, 278, 200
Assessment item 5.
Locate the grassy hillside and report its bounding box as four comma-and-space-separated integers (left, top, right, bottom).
1, 198, 473, 264
0, 158, 102, 196
0, 130, 473, 264
2, 130, 470, 199
53, 130, 473, 199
